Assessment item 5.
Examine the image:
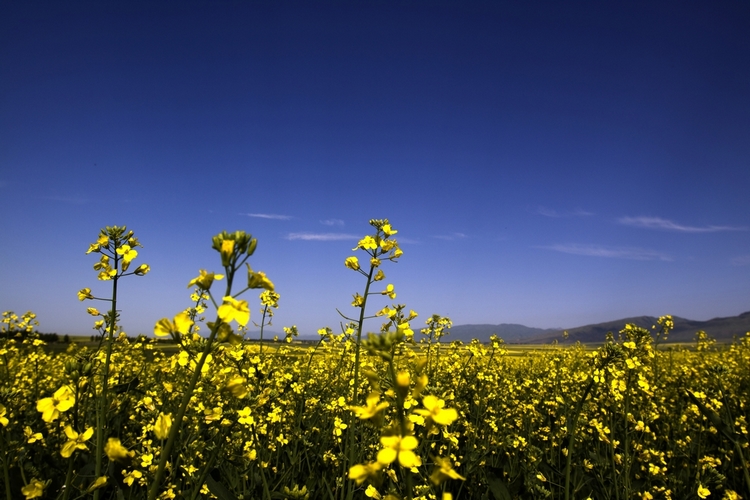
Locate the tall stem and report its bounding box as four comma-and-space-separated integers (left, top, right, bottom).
148, 268, 234, 500
93, 253, 118, 500
343, 263, 375, 500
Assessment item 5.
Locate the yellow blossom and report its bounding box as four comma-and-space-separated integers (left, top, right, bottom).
61, 426, 94, 458
187, 269, 225, 290
21, 479, 45, 499
154, 413, 172, 440
348, 461, 382, 485
345, 256, 360, 271
0, 404, 8, 427
697, 484, 710, 499
86, 476, 108, 493
414, 395, 458, 426
134, 263, 150, 275
354, 235, 378, 251
381, 284, 396, 299
430, 456, 466, 485
154, 312, 193, 337
377, 434, 421, 468
105, 438, 134, 462
218, 296, 250, 326
247, 265, 275, 291
36, 386, 75, 423
123, 469, 142, 487
116, 244, 138, 263
77, 288, 94, 300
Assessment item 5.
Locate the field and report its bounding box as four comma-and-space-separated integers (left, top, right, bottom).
1, 222, 749, 500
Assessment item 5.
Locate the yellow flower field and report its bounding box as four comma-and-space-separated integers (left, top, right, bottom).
1, 221, 748, 500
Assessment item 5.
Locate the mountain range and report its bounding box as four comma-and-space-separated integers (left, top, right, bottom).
444, 311, 750, 344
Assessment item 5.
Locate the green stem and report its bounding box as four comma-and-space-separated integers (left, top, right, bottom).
343, 263, 375, 500
564, 378, 595, 500
148, 321, 220, 500
93, 254, 118, 500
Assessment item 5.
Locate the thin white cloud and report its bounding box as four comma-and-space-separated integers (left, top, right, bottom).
433, 232, 467, 241
618, 216, 746, 233
286, 232, 359, 241
731, 255, 750, 266
539, 243, 672, 261
536, 206, 594, 218
243, 213, 293, 220
320, 219, 345, 226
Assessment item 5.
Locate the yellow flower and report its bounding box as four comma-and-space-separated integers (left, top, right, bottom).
430, 456, 466, 485
86, 476, 108, 493
345, 256, 360, 271
21, 479, 45, 499
238, 407, 255, 426
134, 264, 150, 276
61, 426, 94, 458
221, 239, 235, 262
104, 438, 134, 462
24, 427, 43, 443
377, 434, 421, 468
123, 469, 142, 486
697, 484, 710, 499
154, 312, 193, 337
373, 269, 385, 281
187, 270, 225, 290
218, 296, 250, 326
0, 404, 8, 427
414, 395, 458, 426
116, 244, 138, 263
350, 393, 390, 420
354, 235, 378, 251
381, 284, 396, 299
351, 293, 365, 308
77, 288, 93, 301
247, 265, 274, 291
87, 307, 101, 316
154, 413, 172, 440
36, 386, 75, 423
348, 461, 382, 485
382, 224, 397, 237
365, 484, 381, 499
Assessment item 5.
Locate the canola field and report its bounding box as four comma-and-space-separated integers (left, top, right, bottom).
1, 221, 749, 500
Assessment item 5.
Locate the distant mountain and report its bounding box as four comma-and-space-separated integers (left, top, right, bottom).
440, 311, 750, 344
447, 323, 559, 342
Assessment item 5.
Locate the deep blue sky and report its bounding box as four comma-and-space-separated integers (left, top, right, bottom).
2, 1, 749, 338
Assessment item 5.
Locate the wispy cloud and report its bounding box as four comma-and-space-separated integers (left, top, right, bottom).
536, 206, 594, 218
433, 232, 467, 241
320, 219, 345, 226
618, 216, 747, 233
731, 255, 750, 266
243, 213, 293, 220
286, 232, 359, 241
539, 243, 672, 261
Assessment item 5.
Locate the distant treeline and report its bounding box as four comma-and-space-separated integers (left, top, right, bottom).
0, 331, 70, 343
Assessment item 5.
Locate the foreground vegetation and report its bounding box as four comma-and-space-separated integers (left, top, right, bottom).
1, 221, 748, 500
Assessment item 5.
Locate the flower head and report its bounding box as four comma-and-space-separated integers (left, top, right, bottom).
61, 426, 94, 458
377, 434, 421, 468
414, 395, 458, 426
187, 270, 225, 290
218, 296, 250, 326
37, 386, 75, 423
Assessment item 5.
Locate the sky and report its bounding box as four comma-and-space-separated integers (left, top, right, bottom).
1, 1, 749, 338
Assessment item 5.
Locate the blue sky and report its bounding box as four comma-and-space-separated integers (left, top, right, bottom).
1, 1, 749, 338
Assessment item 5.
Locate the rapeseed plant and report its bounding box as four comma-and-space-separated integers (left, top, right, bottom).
1, 220, 749, 499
